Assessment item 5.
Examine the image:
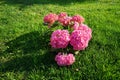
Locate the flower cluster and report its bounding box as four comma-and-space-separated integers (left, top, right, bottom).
70, 30, 90, 50
43, 12, 92, 66
44, 13, 58, 28
55, 52, 75, 66
71, 15, 85, 24
50, 30, 70, 49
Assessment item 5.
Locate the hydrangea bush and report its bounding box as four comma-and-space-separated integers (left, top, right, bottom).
43, 12, 92, 66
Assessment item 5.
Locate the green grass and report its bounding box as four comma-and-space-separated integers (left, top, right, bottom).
0, 0, 120, 79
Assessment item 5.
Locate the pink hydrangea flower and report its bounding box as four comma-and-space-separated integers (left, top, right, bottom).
71, 15, 85, 24
78, 24, 92, 41
71, 22, 80, 30
44, 13, 58, 28
58, 12, 72, 26
58, 12, 67, 24
58, 12, 68, 19
50, 30, 70, 49
59, 16, 72, 26
70, 30, 91, 50
55, 52, 75, 66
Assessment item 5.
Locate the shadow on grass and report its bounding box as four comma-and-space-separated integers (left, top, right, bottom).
1, 0, 98, 6
1, 52, 57, 72
5, 31, 51, 54
0, 30, 58, 72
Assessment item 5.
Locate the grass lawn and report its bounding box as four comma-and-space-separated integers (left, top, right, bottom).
0, 0, 120, 79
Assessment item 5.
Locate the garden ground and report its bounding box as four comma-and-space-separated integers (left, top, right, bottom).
0, 0, 120, 79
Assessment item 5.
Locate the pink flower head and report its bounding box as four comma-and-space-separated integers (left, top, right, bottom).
58, 12, 68, 19
71, 15, 85, 24
59, 16, 72, 26
44, 13, 58, 28
58, 12, 72, 26
78, 24, 92, 41
70, 30, 91, 50
71, 22, 80, 30
55, 52, 75, 66
50, 30, 70, 49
